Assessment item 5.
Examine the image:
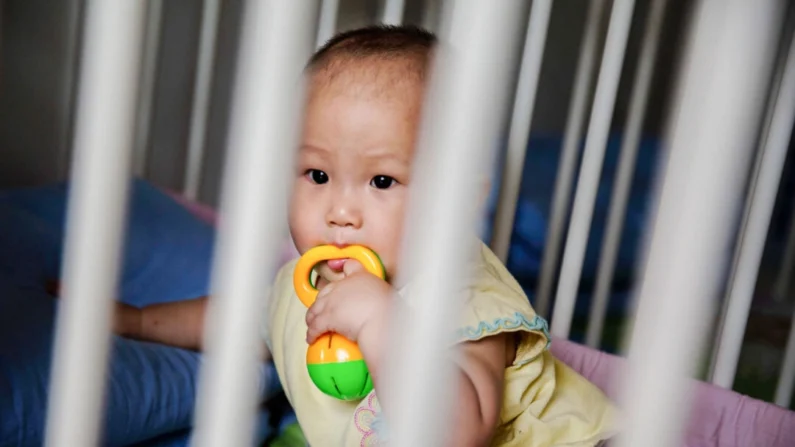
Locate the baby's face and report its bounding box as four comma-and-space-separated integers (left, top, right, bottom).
289, 78, 422, 283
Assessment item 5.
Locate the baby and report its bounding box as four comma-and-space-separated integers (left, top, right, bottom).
81, 25, 617, 446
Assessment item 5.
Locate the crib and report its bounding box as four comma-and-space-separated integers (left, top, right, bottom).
1, 0, 794, 446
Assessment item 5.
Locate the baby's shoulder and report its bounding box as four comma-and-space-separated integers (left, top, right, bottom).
464, 240, 534, 308
454, 241, 550, 353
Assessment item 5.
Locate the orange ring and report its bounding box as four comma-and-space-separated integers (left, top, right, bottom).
293, 245, 385, 308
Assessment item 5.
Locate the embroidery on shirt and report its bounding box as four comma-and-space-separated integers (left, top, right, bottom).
456, 312, 551, 350
354, 392, 385, 446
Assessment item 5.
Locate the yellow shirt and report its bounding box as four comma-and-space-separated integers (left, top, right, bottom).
264, 241, 618, 446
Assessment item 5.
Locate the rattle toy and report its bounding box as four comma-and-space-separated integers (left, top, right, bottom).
293, 245, 386, 401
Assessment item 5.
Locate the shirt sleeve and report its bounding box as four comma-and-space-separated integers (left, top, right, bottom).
453, 243, 551, 366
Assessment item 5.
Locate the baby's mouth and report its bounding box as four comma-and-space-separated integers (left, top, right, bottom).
326, 258, 347, 271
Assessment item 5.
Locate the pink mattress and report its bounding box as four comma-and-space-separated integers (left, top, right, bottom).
551, 338, 795, 447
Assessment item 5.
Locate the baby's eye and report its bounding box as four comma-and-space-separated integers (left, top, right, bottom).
306, 169, 329, 185
370, 175, 396, 190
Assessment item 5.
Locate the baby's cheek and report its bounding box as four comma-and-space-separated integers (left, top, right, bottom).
366, 196, 406, 278
383, 224, 406, 279
289, 213, 317, 253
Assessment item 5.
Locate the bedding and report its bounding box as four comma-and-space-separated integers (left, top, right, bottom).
484, 133, 795, 322
481, 133, 662, 318
550, 337, 795, 447
0, 179, 280, 446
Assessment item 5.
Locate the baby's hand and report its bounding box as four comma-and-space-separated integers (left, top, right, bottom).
305, 259, 391, 346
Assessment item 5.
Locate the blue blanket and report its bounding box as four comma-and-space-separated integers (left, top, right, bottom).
0, 180, 280, 446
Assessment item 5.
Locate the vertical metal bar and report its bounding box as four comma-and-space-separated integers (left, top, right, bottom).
551, 0, 636, 339
190, 2, 316, 446
774, 201, 795, 301
421, 0, 442, 33
315, 0, 339, 49
382, 1, 524, 445
43, 2, 146, 446
489, 0, 552, 261
710, 29, 795, 388
613, 1, 784, 446
55, 0, 86, 180
183, 0, 222, 201
381, 0, 405, 26
775, 312, 795, 407
535, 0, 607, 318
132, 0, 164, 178
586, 0, 668, 348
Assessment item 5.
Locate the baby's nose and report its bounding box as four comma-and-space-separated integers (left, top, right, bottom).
326, 195, 363, 228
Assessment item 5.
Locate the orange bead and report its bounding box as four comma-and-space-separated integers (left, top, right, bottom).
306, 333, 364, 364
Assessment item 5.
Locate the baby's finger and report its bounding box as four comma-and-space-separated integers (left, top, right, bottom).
316, 281, 336, 299
305, 307, 316, 328
306, 327, 322, 344
306, 298, 327, 324
316, 264, 345, 285
306, 315, 331, 343
343, 258, 365, 276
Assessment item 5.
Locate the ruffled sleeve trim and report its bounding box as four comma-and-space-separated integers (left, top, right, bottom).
456, 311, 551, 365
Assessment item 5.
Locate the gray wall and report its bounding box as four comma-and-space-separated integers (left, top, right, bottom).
0, 0, 687, 205
145, 0, 204, 191
0, 0, 83, 188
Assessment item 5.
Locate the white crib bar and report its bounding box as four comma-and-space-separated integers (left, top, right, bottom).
711, 29, 795, 389
535, 0, 607, 318
182, 0, 222, 201
132, 0, 164, 178
490, 0, 552, 261
614, 1, 784, 445
551, 0, 635, 339
382, 1, 524, 445
44, 2, 147, 446
586, 0, 667, 348
381, 0, 405, 26
774, 201, 795, 301
190, 2, 316, 446
775, 310, 795, 407
315, 0, 339, 49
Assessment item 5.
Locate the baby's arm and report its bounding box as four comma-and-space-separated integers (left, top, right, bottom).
360, 331, 511, 446
119, 297, 209, 351
446, 333, 512, 446
119, 297, 272, 360
50, 278, 272, 357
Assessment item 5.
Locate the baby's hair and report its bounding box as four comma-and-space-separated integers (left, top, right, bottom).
306, 25, 438, 86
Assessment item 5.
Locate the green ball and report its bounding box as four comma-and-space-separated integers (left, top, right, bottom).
307, 359, 373, 401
